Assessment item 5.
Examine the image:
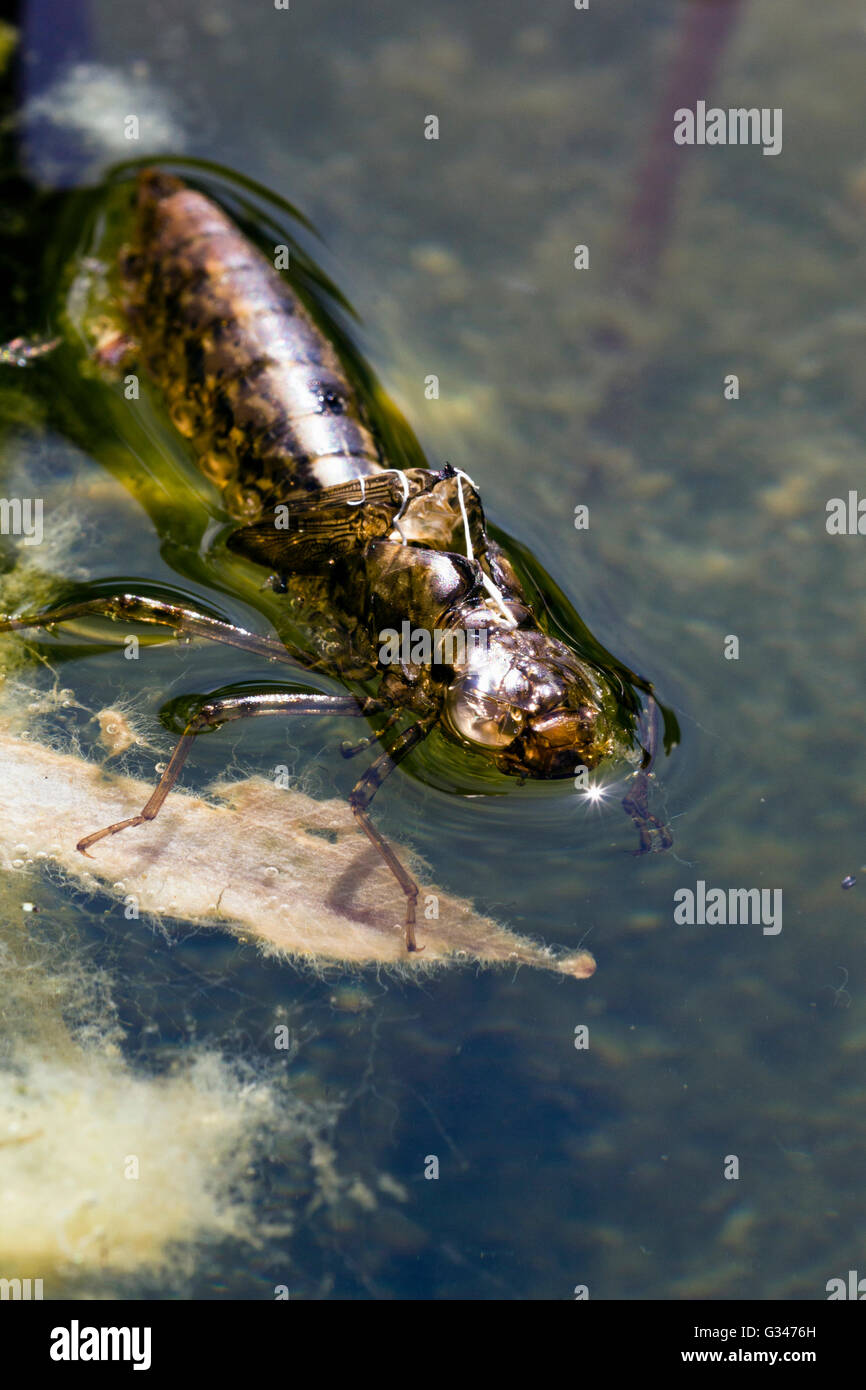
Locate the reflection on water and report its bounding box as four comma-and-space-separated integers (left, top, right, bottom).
1, 0, 865, 1298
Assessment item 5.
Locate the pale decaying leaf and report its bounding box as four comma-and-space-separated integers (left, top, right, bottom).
0, 730, 595, 979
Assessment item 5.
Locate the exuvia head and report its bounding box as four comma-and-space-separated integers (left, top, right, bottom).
441, 627, 617, 778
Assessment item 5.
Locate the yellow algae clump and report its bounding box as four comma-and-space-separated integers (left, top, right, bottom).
0, 903, 297, 1287
0, 1052, 277, 1281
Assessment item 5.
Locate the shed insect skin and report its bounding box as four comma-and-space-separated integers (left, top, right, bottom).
0, 168, 676, 953
118, 169, 385, 519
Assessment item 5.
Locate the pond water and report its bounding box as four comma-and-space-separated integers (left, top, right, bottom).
1, 0, 864, 1300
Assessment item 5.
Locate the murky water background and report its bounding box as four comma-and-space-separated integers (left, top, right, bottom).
2, 0, 866, 1299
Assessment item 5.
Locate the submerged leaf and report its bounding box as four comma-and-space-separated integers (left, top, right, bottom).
0, 729, 595, 980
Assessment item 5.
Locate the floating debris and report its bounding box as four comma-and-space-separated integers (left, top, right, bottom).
0, 729, 595, 980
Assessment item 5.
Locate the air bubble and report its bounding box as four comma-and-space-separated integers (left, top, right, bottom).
263, 865, 279, 878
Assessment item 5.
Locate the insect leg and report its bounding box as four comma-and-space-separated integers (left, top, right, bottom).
340, 708, 403, 759
622, 777, 673, 853
348, 718, 436, 952
0, 592, 322, 672
76, 689, 389, 855
621, 695, 672, 853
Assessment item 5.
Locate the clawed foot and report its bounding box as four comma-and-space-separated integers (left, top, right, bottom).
622, 773, 672, 855
630, 814, 673, 855
405, 902, 425, 954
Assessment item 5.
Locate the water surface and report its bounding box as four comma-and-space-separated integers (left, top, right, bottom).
1, 0, 864, 1300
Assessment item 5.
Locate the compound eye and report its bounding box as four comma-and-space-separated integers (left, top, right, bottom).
446, 686, 524, 749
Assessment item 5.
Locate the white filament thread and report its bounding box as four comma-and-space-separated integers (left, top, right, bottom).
452, 468, 517, 627
346, 466, 516, 614
380, 469, 411, 543
346, 475, 366, 505
346, 469, 410, 543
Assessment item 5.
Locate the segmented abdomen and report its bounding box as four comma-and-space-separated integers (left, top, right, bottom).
121, 170, 384, 519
